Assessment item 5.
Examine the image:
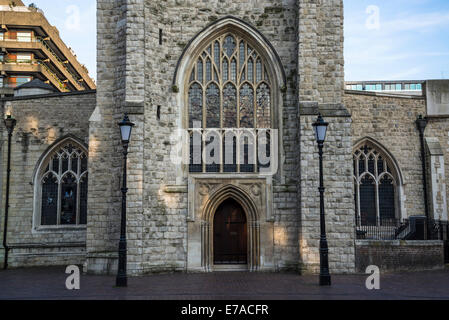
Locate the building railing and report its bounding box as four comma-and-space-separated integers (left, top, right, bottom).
0, 35, 84, 88
356, 217, 449, 241
355, 217, 406, 240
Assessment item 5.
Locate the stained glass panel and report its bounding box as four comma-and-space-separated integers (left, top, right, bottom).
206, 83, 220, 128
256, 59, 262, 82
197, 59, 203, 83
247, 58, 254, 82
223, 83, 237, 128
214, 42, 220, 72
256, 83, 271, 128
223, 35, 236, 57
206, 59, 212, 82
223, 59, 228, 82
187, 33, 273, 174
239, 84, 254, 128
189, 83, 203, 128
60, 174, 77, 225
239, 41, 245, 71
231, 58, 237, 82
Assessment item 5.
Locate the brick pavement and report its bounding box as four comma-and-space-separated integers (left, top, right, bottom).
0, 267, 448, 300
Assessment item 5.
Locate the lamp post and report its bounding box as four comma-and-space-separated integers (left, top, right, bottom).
416, 115, 429, 239
3, 114, 16, 270
312, 114, 331, 286
116, 113, 134, 287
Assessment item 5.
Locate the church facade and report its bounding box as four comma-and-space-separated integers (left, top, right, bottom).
0, 0, 448, 275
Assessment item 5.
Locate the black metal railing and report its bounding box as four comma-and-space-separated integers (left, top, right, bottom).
356, 216, 449, 263
355, 217, 407, 240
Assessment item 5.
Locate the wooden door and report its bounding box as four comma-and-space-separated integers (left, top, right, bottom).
213, 198, 247, 265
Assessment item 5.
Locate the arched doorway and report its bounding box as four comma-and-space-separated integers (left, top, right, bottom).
213, 198, 247, 265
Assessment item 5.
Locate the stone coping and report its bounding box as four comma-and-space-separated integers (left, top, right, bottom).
1, 89, 96, 101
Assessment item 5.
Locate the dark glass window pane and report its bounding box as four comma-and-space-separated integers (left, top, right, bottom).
81, 155, 88, 173
368, 155, 375, 175
257, 130, 271, 171
377, 156, 384, 174
189, 133, 203, 173
240, 135, 254, 173
358, 156, 366, 174
60, 174, 77, 225
360, 176, 376, 226
205, 134, 220, 173
52, 156, 59, 174
379, 176, 395, 221
41, 174, 58, 225
62, 155, 69, 173
80, 174, 88, 225
223, 134, 237, 173
71, 156, 78, 174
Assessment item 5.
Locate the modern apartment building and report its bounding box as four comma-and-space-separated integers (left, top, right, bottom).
0, 0, 95, 96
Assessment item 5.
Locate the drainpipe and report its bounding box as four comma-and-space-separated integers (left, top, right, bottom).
416, 115, 430, 239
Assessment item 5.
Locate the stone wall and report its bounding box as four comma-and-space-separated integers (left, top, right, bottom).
0, 91, 95, 268
345, 90, 427, 218
299, 115, 355, 274
426, 119, 449, 221
355, 240, 445, 273
91, 0, 354, 275
138, 0, 302, 273
86, 0, 127, 275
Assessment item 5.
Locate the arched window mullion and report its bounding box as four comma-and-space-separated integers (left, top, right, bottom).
57, 179, 62, 225
375, 180, 380, 226
76, 180, 81, 225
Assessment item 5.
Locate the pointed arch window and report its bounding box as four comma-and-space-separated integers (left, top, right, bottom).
187, 33, 272, 173
37, 140, 88, 226
354, 143, 399, 226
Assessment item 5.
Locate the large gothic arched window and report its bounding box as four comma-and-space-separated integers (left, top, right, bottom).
353, 142, 399, 227
36, 139, 88, 226
187, 33, 273, 174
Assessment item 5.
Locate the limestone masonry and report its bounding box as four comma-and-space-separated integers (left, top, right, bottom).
0, 1, 448, 275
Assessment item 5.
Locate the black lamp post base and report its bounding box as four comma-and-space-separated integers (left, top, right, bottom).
116, 275, 127, 287
320, 274, 331, 286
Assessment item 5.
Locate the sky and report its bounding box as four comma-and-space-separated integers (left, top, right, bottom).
23, 0, 449, 82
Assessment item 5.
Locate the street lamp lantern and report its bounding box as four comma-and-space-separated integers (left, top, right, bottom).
116, 113, 134, 288
4, 115, 17, 134
313, 113, 329, 144
118, 113, 135, 144
313, 113, 331, 286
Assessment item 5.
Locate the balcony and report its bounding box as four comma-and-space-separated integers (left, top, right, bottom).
1, 60, 68, 92
0, 36, 84, 90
